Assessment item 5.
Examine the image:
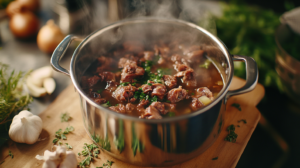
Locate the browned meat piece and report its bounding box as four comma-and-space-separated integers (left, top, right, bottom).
120, 60, 145, 83
157, 57, 166, 65
190, 98, 204, 111
143, 51, 154, 61
163, 75, 177, 89
186, 50, 205, 63
151, 102, 168, 115
123, 41, 144, 53
141, 105, 162, 119
89, 91, 106, 104
98, 72, 116, 82
126, 103, 136, 113
137, 99, 149, 113
109, 104, 126, 113
171, 54, 181, 63
174, 63, 189, 72
140, 81, 167, 100
105, 81, 119, 92
112, 85, 137, 103
87, 75, 101, 87
118, 58, 129, 68
96, 56, 116, 72
167, 86, 188, 104
193, 87, 214, 100
164, 103, 176, 112
173, 63, 197, 87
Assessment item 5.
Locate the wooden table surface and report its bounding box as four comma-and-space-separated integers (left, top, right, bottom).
0, 77, 265, 168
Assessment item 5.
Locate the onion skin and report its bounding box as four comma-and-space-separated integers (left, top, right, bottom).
9, 10, 39, 39
6, 1, 22, 18
37, 20, 65, 53
18, 0, 39, 12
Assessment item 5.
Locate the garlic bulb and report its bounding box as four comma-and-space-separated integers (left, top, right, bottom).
9, 110, 43, 144
36, 146, 77, 168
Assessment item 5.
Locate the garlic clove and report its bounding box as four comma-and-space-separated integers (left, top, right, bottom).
26, 77, 47, 97
9, 110, 43, 144
43, 77, 56, 94
30, 66, 53, 87
60, 151, 77, 168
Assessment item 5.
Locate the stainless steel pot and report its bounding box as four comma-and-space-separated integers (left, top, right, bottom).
51, 18, 258, 166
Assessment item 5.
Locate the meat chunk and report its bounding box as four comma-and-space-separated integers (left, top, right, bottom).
140, 81, 167, 100
143, 51, 154, 61
171, 54, 190, 65
109, 104, 126, 113
174, 63, 197, 87
118, 55, 139, 68
151, 102, 168, 115
126, 103, 136, 113
167, 86, 188, 104
157, 57, 166, 65
87, 75, 101, 87
98, 72, 116, 82
190, 98, 204, 111
89, 90, 106, 104
137, 99, 149, 113
194, 87, 214, 100
140, 102, 168, 119
105, 81, 119, 92
186, 50, 205, 63
112, 85, 137, 103
163, 75, 177, 89
120, 60, 145, 83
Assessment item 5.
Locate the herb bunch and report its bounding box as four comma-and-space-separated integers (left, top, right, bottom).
0, 63, 32, 143
78, 143, 100, 168
225, 125, 238, 143
53, 126, 74, 145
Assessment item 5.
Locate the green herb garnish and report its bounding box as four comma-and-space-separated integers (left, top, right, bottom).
78, 143, 100, 168
120, 82, 130, 86
225, 125, 238, 143
165, 112, 176, 117
8, 150, 13, 159
147, 83, 152, 86
238, 119, 247, 124
97, 160, 114, 168
0, 63, 32, 142
60, 112, 72, 122
212, 157, 218, 160
199, 59, 211, 69
102, 101, 112, 107
53, 126, 74, 144
231, 103, 241, 111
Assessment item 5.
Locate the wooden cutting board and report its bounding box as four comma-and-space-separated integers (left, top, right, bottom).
0, 77, 264, 168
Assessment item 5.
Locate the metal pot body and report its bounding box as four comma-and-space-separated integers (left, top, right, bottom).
51, 18, 258, 166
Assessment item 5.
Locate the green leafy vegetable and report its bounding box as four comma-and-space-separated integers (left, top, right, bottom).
0, 63, 32, 144
60, 112, 72, 122
225, 124, 238, 143
78, 143, 100, 168
8, 150, 13, 159
231, 103, 241, 111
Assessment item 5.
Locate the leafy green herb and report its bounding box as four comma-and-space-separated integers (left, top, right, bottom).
225, 125, 238, 143
131, 82, 136, 86
166, 100, 171, 103
97, 160, 114, 168
147, 83, 152, 86
120, 82, 130, 86
60, 112, 72, 122
199, 59, 211, 69
102, 101, 112, 107
8, 150, 13, 159
231, 103, 241, 111
140, 61, 163, 84
212, 157, 218, 160
65, 143, 72, 149
238, 119, 247, 124
97, 89, 103, 93
0, 63, 32, 141
191, 93, 195, 96
78, 143, 100, 168
53, 126, 74, 144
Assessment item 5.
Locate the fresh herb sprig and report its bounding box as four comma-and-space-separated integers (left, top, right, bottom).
225, 125, 238, 143
53, 126, 74, 144
78, 143, 100, 168
60, 112, 72, 122
231, 103, 241, 111
8, 150, 13, 159
97, 160, 114, 168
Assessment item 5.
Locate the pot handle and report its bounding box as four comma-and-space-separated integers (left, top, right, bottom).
226, 55, 258, 98
50, 35, 80, 76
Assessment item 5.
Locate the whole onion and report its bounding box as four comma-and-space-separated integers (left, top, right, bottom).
9, 10, 39, 39
6, 1, 22, 18
37, 20, 65, 53
18, 0, 39, 12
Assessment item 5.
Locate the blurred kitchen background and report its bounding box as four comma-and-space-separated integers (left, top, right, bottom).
1, 0, 300, 167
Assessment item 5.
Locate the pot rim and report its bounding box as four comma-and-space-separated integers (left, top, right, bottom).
70, 17, 233, 123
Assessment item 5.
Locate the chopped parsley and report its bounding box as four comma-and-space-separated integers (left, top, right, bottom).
238, 119, 247, 124
120, 82, 130, 86
102, 101, 112, 107
60, 112, 72, 122
212, 157, 218, 160
165, 112, 176, 117
140, 61, 163, 84
97, 89, 103, 93
225, 125, 238, 143
147, 83, 153, 86
231, 103, 241, 111
8, 150, 13, 159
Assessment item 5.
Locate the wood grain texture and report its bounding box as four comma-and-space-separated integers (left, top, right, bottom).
0, 77, 265, 168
